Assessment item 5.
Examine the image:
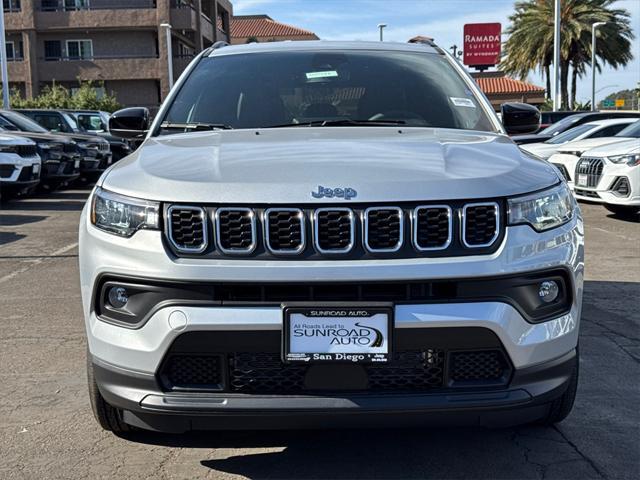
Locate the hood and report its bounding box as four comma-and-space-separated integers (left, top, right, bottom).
3, 130, 74, 145
556, 137, 629, 154
520, 142, 561, 159
581, 138, 640, 157
0, 133, 35, 146
101, 128, 559, 204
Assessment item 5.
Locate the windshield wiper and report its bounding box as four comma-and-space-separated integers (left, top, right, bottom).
160, 122, 234, 131
265, 119, 406, 128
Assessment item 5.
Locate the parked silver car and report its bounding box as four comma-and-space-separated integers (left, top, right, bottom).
79, 41, 583, 434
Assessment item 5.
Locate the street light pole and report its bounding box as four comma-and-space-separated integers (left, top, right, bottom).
377, 23, 387, 42
0, 7, 10, 109
591, 22, 607, 111
160, 23, 174, 91
552, 0, 561, 110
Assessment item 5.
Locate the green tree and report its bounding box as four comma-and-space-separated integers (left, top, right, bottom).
502, 0, 634, 110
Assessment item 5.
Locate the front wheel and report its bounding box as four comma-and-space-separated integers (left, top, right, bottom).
86, 352, 132, 434
604, 204, 639, 218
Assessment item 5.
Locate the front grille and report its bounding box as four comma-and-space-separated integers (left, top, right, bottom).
165, 201, 504, 259
610, 177, 630, 197
167, 206, 207, 253
314, 208, 354, 253
449, 350, 510, 386
159, 348, 511, 394
215, 208, 256, 254
413, 206, 451, 250
463, 203, 499, 247
552, 163, 570, 181
16, 145, 37, 157
575, 157, 604, 188
62, 143, 77, 153
574, 188, 600, 199
160, 354, 223, 390
364, 207, 403, 252
0, 164, 15, 178
99, 142, 110, 152
265, 208, 305, 254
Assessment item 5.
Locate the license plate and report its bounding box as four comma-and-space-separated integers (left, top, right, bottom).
75, 160, 81, 168
283, 306, 392, 363
33, 164, 40, 174
577, 173, 588, 187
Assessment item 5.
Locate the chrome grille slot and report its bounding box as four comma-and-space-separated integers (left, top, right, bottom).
215, 208, 257, 254
462, 203, 499, 248
575, 157, 604, 188
17, 145, 38, 157
364, 207, 403, 252
413, 206, 451, 251
314, 208, 355, 254
167, 206, 208, 253
264, 208, 305, 254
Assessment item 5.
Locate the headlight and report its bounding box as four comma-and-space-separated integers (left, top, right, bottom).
563, 150, 583, 157
78, 142, 98, 149
608, 153, 640, 167
90, 187, 160, 237
508, 183, 575, 232
39, 143, 52, 150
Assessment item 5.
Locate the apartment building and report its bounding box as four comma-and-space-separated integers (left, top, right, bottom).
3, 0, 233, 109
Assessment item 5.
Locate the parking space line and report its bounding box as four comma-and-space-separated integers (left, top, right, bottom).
0, 242, 78, 284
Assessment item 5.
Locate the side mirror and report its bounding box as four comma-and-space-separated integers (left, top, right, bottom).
109, 107, 150, 139
501, 102, 541, 135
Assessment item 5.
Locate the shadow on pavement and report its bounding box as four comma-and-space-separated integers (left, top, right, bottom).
0, 231, 26, 246
0, 214, 48, 227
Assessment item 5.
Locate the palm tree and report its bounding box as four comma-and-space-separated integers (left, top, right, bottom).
502, 0, 634, 110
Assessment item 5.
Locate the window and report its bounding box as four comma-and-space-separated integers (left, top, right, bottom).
63, 0, 89, 11
3, 0, 21, 12
66, 40, 93, 60
31, 113, 69, 133
71, 85, 105, 99
6, 42, 14, 60
44, 40, 62, 61
545, 124, 593, 144
588, 124, 630, 138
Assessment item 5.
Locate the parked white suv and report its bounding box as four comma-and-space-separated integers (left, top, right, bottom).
0, 133, 41, 198
80, 41, 583, 434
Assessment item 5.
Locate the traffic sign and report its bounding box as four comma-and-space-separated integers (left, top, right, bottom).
602, 99, 615, 108
615, 99, 625, 107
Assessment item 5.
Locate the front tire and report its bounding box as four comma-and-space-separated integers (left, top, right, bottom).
540, 348, 579, 425
86, 353, 132, 434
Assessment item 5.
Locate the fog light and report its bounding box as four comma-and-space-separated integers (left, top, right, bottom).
108, 286, 129, 309
538, 281, 559, 303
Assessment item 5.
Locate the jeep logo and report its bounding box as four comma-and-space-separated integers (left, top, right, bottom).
311, 185, 357, 200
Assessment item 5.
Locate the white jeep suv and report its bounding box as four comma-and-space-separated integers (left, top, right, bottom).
79, 41, 583, 434
0, 133, 41, 198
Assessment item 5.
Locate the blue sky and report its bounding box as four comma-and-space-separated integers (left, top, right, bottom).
233, 0, 640, 104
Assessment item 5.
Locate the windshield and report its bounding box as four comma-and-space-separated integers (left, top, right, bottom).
62, 112, 80, 132
0, 111, 49, 133
545, 123, 593, 144
540, 115, 583, 136
160, 50, 495, 133
616, 120, 640, 138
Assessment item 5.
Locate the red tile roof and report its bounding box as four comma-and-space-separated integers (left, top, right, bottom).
231, 15, 318, 39
476, 76, 545, 95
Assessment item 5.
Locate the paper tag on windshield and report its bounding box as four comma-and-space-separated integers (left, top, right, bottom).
306, 70, 338, 79
450, 97, 476, 108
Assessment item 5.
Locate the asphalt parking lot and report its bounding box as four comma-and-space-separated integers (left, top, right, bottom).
0, 188, 638, 480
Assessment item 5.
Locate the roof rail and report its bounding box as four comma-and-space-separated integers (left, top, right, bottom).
212, 41, 230, 50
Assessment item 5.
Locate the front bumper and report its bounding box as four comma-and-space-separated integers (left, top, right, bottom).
0, 155, 41, 190
93, 348, 577, 431
80, 201, 584, 429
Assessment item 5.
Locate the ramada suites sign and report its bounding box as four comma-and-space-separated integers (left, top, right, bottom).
463, 23, 501, 67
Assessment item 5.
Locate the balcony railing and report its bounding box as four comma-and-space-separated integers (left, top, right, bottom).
42, 53, 159, 62
39, 0, 156, 12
